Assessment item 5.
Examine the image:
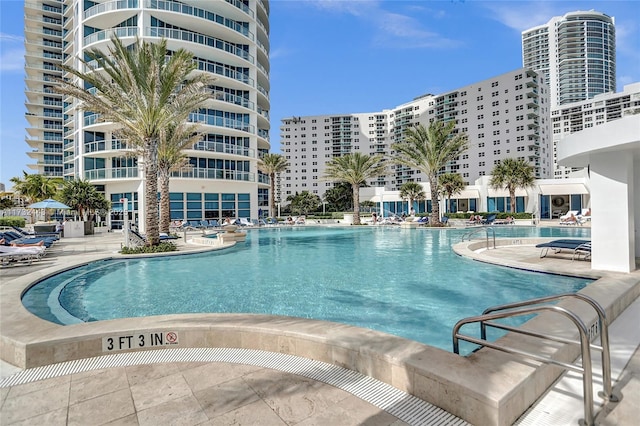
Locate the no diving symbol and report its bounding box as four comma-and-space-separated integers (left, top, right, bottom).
166, 332, 178, 344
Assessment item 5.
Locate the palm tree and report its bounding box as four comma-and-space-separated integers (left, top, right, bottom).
439, 173, 465, 213
59, 179, 108, 221
490, 158, 535, 213
392, 121, 468, 225
259, 153, 289, 218
399, 182, 426, 215
9, 172, 61, 204
323, 153, 387, 225
56, 35, 213, 246
157, 123, 201, 233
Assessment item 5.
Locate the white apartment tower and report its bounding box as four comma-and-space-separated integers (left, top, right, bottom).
552, 82, 640, 178
522, 10, 616, 107
25, 1, 65, 178
25, 0, 271, 229
280, 68, 551, 201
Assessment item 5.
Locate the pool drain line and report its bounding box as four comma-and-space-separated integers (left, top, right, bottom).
0, 347, 468, 426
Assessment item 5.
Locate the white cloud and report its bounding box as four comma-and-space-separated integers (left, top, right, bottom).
0, 48, 24, 72
480, 2, 556, 32
0, 32, 24, 72
308, 0, 459, 49
0, 32, 24, 43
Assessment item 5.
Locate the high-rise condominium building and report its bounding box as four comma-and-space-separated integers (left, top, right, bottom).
25, 0, 271, 229
280, 68, 551, 201
552, 82, 640, 178
522, 10, 616, 108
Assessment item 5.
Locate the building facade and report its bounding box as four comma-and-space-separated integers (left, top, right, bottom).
551, 83, 640, 178
25, 0, 271, 229
280, 68, 552, 202
522, 10, 616, 108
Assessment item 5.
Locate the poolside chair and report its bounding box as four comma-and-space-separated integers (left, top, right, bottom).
1, 231, 55, 248
481, 214, 496, 225
535, 239, 591, 260
559, 210, 579, 221
208, 219, 220, 228
416, 216, 429, 225
11, 225, 60, 240
0, 244, 47, 266
238, 218, 253, 227
559, 213, 584, 226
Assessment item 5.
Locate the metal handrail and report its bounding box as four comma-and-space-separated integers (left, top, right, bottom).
452, 294, 615, 426
480, 293, 614, 402
461, 226, 496, 249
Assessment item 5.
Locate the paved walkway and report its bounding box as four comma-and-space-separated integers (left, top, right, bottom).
1, 227, 638, 425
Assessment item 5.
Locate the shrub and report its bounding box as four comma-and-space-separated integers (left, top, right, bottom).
0, 216, 26, 227
120, 241, 177, 255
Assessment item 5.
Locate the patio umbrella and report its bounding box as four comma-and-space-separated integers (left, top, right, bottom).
28, 199, 71, 210
28, 199, 71, 222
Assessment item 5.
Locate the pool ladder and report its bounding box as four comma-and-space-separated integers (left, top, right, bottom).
461, 226, 496, 250
452, 293, 616, 426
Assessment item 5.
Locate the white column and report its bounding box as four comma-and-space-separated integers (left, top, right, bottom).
590, 151, 635, 272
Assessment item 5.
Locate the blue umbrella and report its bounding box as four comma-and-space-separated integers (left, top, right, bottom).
28, 199, 71, 209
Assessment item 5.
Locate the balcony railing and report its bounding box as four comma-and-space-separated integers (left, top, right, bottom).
85, 167, 139, 180
84, 27, 138, 46
170, 167, 254, 182
188, 113, 254, 133
147, 27, 254, 64
193, 140, 254, 157
146, 0, 253, 40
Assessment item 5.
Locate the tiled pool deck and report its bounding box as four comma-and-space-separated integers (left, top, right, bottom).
1, 226, 639, 425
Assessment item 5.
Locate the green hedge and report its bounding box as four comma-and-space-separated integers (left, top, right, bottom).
0, 216, 26, 227
120, 241, 177, 254
445, 212, 532, 219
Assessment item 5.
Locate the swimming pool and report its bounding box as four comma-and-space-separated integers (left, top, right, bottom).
23, 226, 592, 352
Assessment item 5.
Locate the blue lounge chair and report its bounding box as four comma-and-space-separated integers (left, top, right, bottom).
1, 231, 55, 248
535, 239, 591, 260
481, 214, 497, 225
208, 219, 220, 228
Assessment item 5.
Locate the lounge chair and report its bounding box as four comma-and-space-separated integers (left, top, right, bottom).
208, 219, 220, 228
0, 244, 47, 266
559, 210, 579, 221
416, 216, 429, 225
11, 225, 60, 240
481, 214, 496, 225
535, 239, 591, 260
237, 218, 253, 227
0, 231, 55, 248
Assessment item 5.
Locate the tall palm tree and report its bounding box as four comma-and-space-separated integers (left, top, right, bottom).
323, 153, 387, 225
56, 35, 213, 246
439, 173, 465, 213
259, 153, 289, 218
490, 158, 535, 213
392, 121, 469, 225
157, 123, 201, 233
399, 182, 426, 215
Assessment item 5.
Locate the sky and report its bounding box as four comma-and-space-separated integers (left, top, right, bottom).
1, 0, 639, 189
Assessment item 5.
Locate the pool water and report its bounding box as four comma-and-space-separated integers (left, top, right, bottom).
23, 226, 592, 352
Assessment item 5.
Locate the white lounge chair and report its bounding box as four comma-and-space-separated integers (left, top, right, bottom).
559, 210, 579, 221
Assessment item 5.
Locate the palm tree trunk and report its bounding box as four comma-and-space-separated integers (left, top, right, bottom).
353, 185, 361, 225
144, 141, 160, 246
269, 173, 275, 218
159, 172, 171, 234
429, 174, 440, 225
510, 191, 517, 213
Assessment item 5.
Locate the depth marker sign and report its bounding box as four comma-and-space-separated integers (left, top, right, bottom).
102, 331, 179, 352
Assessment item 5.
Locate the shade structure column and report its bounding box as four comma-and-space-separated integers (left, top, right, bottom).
590, 151, 635, 272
